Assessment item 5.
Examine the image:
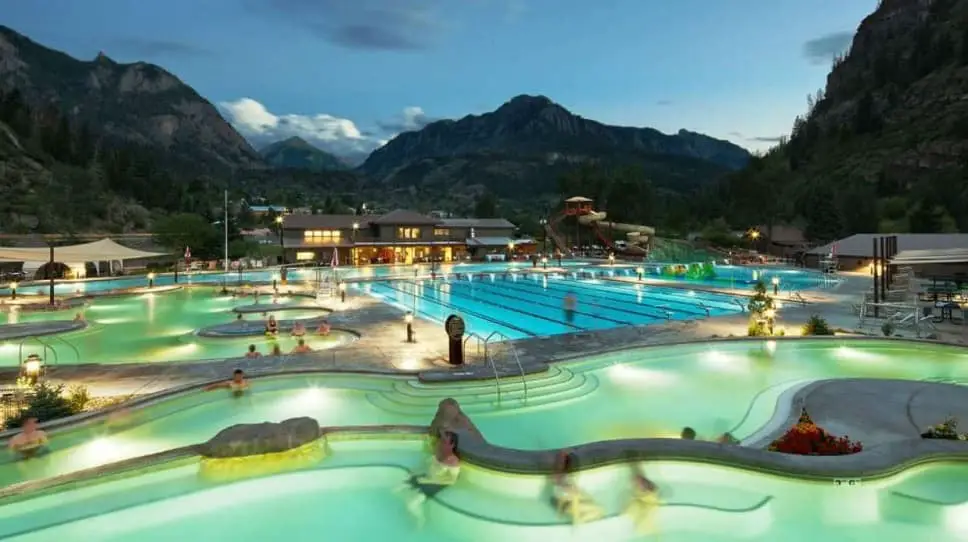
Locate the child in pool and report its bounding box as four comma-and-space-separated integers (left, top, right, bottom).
8, 417, 49, 460
401, 431, 461, 526
625, 458, 660, 534
550, 450, 604, 524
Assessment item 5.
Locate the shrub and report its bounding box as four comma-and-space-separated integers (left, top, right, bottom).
4, 383, 86, 430
66, 385, 91, 412
921, 417, 967, 440
769, 409, 863, 455
881, 321, 895, 337
801, 315, 834, 336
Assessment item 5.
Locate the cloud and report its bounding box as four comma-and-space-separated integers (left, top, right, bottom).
376, 106, 436, 133
802, 31, 853, 65
245, 0, 446, 51
748, 135, 785, 143
728, 131, 744, 138
218, 98, 432, 156
655, 100, 673, 106
109, 38, 210, 58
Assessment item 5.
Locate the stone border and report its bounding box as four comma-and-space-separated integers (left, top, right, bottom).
0, 320, 88, 341
231, 303, 330, 314
195, 319, 349, 338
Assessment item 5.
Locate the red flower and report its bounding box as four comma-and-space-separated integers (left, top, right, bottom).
769, 409, 862, 456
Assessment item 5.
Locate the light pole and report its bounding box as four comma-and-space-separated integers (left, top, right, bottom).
541, 256, 548, 269
10, 282, 17, 300
276, 215, 285, 265
339, 282, 347, 303
636, 267, 644, 281
771, 276, 780, 295
608, 253, 615, 266
352, 222, 359, 266
507, 241, 514, 261
539, 218, 548, 255
147, 272, 155, 288
405, 311, 414, 343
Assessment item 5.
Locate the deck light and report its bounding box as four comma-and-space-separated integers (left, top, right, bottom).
22, 353, 42, 385
10, 282, 17, 300
771, 276, 780, 295
636, 267, 644, 281
147, 272, 156, 288
608, 254, 615, 266
338, 281, 347, 303
541, 256, 548, 269
405, 311, 414, 343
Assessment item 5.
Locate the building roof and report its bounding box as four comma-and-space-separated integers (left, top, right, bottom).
282, 214, 368, 229
564, 196, 593, 203
891, 248, 968, 265
249, 205, 286, 212
756, 225, 806, 244
438, 218, 516, 229
808, 233, 968, 256
369, 209, 439, 225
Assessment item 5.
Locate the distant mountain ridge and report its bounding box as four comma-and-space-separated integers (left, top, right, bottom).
361, 95, 750, 179
260, 136, 348, 171
0, 25, 260, 169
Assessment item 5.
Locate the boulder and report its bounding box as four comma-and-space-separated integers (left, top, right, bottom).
199, 417, 321, 458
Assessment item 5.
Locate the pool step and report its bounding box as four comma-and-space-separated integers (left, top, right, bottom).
394, 365, 573, 398
381, 369, 581, 408
367, 372, 598, 416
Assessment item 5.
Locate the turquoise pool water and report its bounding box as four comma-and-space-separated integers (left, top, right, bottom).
359, 275, 744, 339
5, 442, 967, 541
0, 289, 355, 366
4, 337, 968, 541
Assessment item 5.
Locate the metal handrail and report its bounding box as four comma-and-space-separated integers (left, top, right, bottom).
463, 332, 485, 360
484, 331, 527, 405
47, 335, 80, 363
483, 350, 503, 407
18, 337, 59, 367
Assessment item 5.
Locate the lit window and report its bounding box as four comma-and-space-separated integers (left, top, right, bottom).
434, 228, 450, 236
295, 251, 315, 261
397, 228, 419, 239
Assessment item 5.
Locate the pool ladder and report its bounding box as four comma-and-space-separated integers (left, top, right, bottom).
484, 331, 527, 407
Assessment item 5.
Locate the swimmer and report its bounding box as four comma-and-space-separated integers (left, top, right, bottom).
244, 344, 261, 358
428, 398, 481, 445
205, 369, 249, 397
290, 339, 312, 354
680, 427, 697, 440
400, 431, 461, 526
316, 320, 331, 336
270, 344, 282, 356
8, 417, 49, 460
290, 321, 306, 337
717, 432, 739, 445
562, 292, 577, 325
625, 457, 660, 535
236, 313, 244, 321
73, 312, 85, 323
264, 315, 279, 336
550, 450, 604, 524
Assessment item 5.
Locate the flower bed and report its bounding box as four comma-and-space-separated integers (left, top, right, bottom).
768, 409, 863, 456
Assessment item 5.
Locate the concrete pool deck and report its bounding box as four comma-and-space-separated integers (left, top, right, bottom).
1, 270, 967, 396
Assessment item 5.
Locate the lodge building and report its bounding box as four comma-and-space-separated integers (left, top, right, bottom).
281, 210, 533, 265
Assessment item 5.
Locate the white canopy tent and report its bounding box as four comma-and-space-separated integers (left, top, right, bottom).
0, 239, 167, 262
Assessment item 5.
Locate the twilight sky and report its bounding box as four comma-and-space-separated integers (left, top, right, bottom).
5, 0, 878, 157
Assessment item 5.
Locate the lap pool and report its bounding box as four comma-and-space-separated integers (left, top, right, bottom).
358, 275, 745, 339
2, 339, 968, 541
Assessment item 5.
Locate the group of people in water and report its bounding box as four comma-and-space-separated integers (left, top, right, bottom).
400, 398, 667, 532
236, 312, 332, 358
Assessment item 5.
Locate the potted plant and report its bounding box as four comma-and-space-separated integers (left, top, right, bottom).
768, 409, 863, 455
921, 417, 967, 440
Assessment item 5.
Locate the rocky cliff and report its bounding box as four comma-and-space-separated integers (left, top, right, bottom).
711, 0, 968, 239
0, 25, 260, 169
360, 95, 750, 197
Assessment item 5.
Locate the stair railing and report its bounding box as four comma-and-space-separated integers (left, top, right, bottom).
463, 332, 486, 362
485, 331, 527, 405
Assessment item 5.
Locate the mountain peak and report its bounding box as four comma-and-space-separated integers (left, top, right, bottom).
260, 136, 347, 171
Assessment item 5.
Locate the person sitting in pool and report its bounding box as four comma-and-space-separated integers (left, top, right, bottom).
8, 417, 49, 460
717, 432, 739, 445
562, 292, 577, 325
290, 321, 306, 337
73, 312, 85, 323
205, 369, 249, 397
316, 320, 331, 336
270, 343, 282, 356
290, 339, 313, 354
244, 344, 261, 358
624, 456, 660, 534
428, 398, 481, 445
550, 450, 604, 524
264, 315, 279, 336
680, 427, 697, 440
401, 431, 461, 526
